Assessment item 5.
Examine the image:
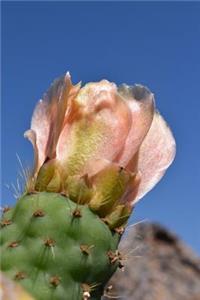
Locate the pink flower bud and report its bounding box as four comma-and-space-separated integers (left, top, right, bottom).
25, 73, 176, 219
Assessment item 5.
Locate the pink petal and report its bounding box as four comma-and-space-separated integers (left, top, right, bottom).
132, 112, 176, 204
43, 73, 80, 158
82, 159, 112, 177
116, 84, 155, 171
56, 80, 132, 176
24, 129, 39, 175
26, 100, 50, 172
25, 73, 80, 174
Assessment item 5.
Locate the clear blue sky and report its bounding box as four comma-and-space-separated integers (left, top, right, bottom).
2, 2, 200, 253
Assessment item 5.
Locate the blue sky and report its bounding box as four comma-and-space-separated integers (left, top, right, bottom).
2, 2, 200, 253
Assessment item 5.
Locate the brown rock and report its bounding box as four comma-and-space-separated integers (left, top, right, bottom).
103, 223, 200, 300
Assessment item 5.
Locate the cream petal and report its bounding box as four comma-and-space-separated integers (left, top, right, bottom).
56, 80, 132, 176
116, 84, 155, 171
132, 112, 176, 204
75, 80, 116, 113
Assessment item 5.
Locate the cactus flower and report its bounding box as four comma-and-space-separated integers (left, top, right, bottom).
25, 73, 176, 227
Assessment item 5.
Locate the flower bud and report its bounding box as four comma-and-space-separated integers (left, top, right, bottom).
25, 73, 176, 228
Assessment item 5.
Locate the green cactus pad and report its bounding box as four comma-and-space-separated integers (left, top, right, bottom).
0, 192, 121, 300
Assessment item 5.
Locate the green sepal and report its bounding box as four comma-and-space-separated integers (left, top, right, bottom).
46, 169, 61, 193
103, 204, 133, 229
89, 166, 130, 217
64, 175, 92, 204
35, 160, 56, 191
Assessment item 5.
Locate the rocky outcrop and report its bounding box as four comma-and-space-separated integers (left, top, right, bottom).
103, 223, 200, 300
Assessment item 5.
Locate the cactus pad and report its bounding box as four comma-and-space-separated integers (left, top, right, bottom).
0, 192, 121, 300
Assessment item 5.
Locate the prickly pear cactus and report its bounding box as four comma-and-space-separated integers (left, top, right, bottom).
1, 193, 121, 299
1, 73, 176, 300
